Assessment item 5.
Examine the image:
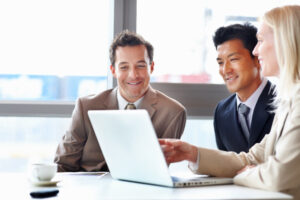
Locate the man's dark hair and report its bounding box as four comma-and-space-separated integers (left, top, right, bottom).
109, 30, 154, 67
213, 23, 257, 58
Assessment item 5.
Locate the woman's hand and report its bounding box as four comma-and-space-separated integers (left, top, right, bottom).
159, 139, 198, 165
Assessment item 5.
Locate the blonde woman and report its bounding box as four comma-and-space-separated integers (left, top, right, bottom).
160, 5, 300, 199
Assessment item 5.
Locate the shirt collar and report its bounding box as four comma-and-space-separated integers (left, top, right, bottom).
117, 88, 144, 110
236, 78, 268, 126
236, 77, 268, 109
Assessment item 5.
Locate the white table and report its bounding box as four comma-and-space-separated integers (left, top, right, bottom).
1, 172, 292, 199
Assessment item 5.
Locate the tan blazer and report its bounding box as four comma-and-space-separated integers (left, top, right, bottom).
192, 86, 300, 199
55, 86, 187, 172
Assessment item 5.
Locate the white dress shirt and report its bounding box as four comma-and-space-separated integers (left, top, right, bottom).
117, 88, 144, 110
236, 77, 268, 128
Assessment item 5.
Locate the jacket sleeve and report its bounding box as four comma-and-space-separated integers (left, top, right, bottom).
54, 98, 87, 172
190, 147, 246, 177
191, 132, 271, 177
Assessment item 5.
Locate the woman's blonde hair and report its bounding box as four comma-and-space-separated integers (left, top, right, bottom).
262, 5, 300, 101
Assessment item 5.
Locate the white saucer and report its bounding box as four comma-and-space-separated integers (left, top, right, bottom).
30, 180, 60, 187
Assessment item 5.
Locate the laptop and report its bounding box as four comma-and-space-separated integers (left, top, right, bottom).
88, 110, 233, 187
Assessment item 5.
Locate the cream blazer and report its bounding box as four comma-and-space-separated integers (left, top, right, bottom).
193, 86, 300, 199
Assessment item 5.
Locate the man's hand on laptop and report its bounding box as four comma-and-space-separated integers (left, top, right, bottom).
159, 139, 198, 165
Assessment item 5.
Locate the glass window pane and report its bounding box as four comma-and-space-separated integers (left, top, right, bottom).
0, 0, 111, 100
181, 119, 217, 149
137, 0, 300, 84
0, 117, 69, 172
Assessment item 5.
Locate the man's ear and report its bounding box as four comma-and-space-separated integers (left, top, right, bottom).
150, 62, 154, 74
110, 65, 117, 78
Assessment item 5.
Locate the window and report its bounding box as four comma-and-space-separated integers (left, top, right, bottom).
0, 0, 112, 172
0, 117, 69, 172
0, 0, 111, 101
137, 0, 300, 84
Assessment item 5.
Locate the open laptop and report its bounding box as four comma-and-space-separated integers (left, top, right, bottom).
88, 110, 233, 187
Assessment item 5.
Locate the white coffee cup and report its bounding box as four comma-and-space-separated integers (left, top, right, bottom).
30, 163, 57, 182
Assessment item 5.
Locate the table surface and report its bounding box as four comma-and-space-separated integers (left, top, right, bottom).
0, 172, 292, 200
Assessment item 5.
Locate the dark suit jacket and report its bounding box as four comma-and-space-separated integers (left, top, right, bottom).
54, 86, 187, 172
214, 81, 276, 153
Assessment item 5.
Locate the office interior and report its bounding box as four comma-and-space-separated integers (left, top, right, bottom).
0, 0, 298, 178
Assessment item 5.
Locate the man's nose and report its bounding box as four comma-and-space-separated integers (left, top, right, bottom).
128, 68, 138, 78
223, 61, 232, 74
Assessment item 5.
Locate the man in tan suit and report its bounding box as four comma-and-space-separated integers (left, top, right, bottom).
54, 30, 187, 172
159, 5, 300, 199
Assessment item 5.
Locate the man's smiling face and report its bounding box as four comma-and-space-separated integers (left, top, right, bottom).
110, 45, 154, 103
216, 39, 261, 100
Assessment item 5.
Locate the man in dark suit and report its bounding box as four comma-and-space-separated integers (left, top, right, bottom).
54, 30, 187, 172
213, 23, 276, 153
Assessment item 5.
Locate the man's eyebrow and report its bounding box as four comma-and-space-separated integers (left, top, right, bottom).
216, 52, 240, 61
227, 52, 239, 57
118, 61, 128, 66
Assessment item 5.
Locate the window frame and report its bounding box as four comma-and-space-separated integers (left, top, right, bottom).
0, 0, 230, 119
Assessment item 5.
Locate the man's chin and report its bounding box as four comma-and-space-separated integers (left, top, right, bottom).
226, 86, 237, 94
125, 92, 144, 102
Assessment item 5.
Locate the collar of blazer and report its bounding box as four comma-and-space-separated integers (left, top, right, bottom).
275, 101, 291, 143
103, 86, 158, 119
264, 103, 289, 156
103, 88, 118, 110
138, 86, 157, 118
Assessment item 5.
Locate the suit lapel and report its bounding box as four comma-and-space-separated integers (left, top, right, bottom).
103, 88, 119, 110
264, 116, 278, 156
265, 105, 289, 156
249, 81, 274, 146
140, 86, 157, 118
275, 102, 290, 142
